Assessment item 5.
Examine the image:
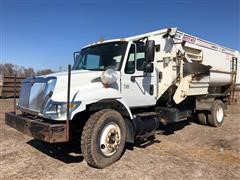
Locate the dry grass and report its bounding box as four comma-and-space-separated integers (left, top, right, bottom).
0, 99, 239, 179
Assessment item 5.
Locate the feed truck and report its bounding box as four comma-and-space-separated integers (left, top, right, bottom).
5, 28, 240, 168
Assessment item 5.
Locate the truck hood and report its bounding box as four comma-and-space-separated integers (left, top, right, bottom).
47, 70, 103, 89
45, 70, 120, 101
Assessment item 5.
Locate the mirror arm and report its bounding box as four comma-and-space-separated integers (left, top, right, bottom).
130, 74, 147, 82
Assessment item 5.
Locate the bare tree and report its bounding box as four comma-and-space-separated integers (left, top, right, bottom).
0, 63, 55, 77
0, 63, 15, 76
24, 68, 35, 77
36, 69, 54, 76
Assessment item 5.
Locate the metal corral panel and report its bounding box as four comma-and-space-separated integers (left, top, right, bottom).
0, 76, 25, 98
0, 80, 2, 97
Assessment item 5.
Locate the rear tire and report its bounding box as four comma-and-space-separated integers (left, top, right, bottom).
197, 112, 207, 125
81, 109, 126, 168
207, 100, 224, 127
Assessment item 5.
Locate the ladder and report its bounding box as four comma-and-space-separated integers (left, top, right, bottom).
228, 57, 238, 103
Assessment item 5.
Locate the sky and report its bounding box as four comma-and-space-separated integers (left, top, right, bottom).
1, 0, 240, 71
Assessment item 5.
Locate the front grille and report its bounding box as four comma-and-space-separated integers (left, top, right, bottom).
18, 77, 56, 114
28, 82, 46, 112
18, 81, 32, 108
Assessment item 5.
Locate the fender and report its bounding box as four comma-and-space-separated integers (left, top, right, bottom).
53, 83, 133, 119
71, 86, 135, 143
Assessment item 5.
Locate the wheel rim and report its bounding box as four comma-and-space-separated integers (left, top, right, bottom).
100, 122, 121, 156
216, 105, 224, 123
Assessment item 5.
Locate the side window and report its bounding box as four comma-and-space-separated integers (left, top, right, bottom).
136, 42, 145, 71
136, 52, 145, 71
125, 45, 135, 74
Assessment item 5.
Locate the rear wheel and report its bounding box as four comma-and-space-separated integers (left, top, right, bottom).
81, 109, 126, 168
197, 112, 207, 125
207, 100, 224, 127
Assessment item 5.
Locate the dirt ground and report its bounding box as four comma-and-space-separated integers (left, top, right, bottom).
0, 98, 239, 180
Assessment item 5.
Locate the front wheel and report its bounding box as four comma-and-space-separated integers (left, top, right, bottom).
81, 109, 126, 168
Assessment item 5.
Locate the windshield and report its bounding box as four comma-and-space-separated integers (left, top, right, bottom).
72, 42, 128, 71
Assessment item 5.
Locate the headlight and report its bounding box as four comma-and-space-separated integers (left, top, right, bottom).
43, 100, 81, 119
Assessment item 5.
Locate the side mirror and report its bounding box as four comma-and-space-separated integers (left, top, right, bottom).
144, 62, 154, 73
145, 40, 155, 63
75, 55, 79, 63
73, 51, 81, 63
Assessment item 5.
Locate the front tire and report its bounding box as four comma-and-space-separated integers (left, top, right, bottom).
207, 100, 225, 127
81, 109, 126, 168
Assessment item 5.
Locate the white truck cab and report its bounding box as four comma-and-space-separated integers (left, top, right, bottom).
5, 27, 239, 168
